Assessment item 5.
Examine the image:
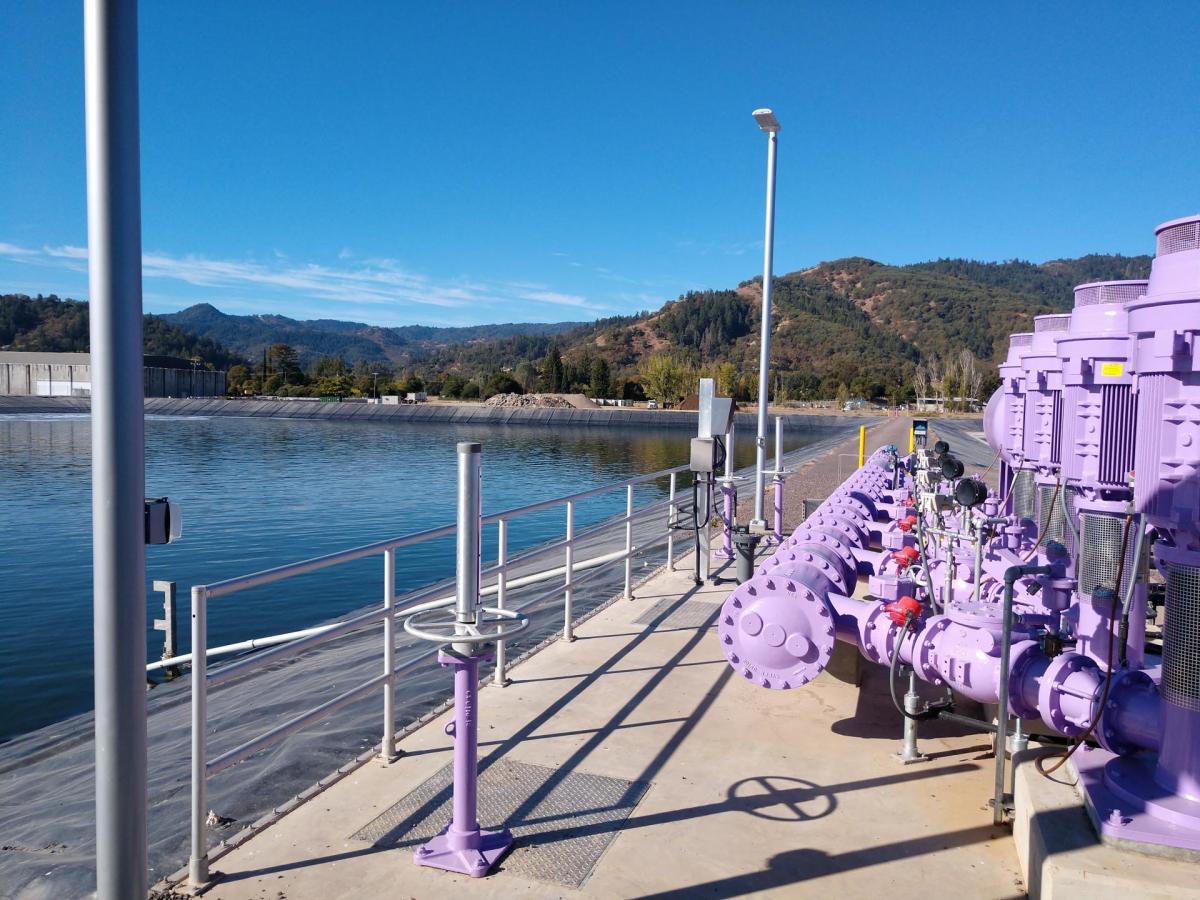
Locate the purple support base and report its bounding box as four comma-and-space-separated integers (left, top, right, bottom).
1074, 745, 1200, 859
413, 825, 514, 877
414, 648, 513, 877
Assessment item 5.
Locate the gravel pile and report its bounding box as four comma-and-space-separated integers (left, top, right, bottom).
483, 393, 574, 408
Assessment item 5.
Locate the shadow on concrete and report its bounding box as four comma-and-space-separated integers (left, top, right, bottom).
830, 665, 996, 748
213, 581, 989, 890
630, 823, 1015, 899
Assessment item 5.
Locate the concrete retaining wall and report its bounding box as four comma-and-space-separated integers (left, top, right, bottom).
0, 362, 224, 397
140, 398, 867, 430
0, 394, 873, 432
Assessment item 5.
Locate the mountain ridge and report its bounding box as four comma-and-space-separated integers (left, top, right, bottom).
160, 303, 588, 367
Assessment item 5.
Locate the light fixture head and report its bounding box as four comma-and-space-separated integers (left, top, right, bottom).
752, 108, 780, 133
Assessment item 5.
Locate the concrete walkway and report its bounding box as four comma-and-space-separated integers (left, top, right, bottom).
196, 558, 1023, 899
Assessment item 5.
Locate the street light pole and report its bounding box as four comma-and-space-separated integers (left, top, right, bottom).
751, 108, 780, 527
84, 0, 149, 896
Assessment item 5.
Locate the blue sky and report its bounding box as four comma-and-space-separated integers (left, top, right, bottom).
2, 2, 1198, 327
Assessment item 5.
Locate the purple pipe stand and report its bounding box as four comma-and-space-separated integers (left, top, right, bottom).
715, 480, 736, 560
414, 647, 512, 876
766, 474, 785, 546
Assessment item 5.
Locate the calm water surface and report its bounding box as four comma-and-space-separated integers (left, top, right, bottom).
0, 414, 811, 739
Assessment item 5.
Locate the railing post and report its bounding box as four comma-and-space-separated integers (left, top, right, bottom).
494, 518, 509, 685
624, 484, 634, 599
563, 501, 575, 641
666, 472, 677, 570
189, 585, 209, 889
153, 579, 179, 677
382, 547, 396, 764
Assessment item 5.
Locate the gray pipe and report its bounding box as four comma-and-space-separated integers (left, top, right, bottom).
995, 563, 1053, 825
84, 0, 149, 896
454, 443, 482, 654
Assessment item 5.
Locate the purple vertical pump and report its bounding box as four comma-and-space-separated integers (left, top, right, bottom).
718, 214, 1200, 857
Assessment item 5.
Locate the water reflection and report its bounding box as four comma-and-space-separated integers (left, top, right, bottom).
0, 414, 814, 739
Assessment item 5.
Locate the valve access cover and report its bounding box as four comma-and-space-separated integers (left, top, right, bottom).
718, 577, 835, 690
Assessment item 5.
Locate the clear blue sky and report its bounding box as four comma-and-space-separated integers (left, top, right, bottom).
2, 2, 1198, 327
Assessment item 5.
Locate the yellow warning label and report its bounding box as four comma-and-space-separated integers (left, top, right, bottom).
1099, 362, 1124, 378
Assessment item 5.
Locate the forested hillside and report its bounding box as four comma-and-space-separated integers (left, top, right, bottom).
2, 251, 1154, 403
0, 294, 247, 370
161, 303, 586, 369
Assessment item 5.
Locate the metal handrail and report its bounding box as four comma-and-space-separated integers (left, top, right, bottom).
185, 457, 689, 889
480, 462, 690, 524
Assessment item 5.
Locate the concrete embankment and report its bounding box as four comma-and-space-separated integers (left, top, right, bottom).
0, 394, 869, 431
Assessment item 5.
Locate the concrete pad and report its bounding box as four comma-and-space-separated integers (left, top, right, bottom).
196, 562, 1023, 899
1012, 747, 1200, 899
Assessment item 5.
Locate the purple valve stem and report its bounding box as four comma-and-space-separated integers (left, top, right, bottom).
414, 648, 512, 876
715, 478, 736, 560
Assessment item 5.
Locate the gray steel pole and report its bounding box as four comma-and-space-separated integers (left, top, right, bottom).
752, 129, 779, 526
454, 443, 482, 656
189, 587, 209, 889
84, 0, 148, 896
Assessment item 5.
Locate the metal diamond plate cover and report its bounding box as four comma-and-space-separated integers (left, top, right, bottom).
351, 758, 649, 887
633, 596, 722, 629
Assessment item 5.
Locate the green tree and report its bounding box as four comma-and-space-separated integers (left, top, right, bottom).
713, 361, 738, 398
514, 360, 539, 393
226, 364, 251, 395
269, 343, 302, 384
639, 352, 691, 407
483, 372, 522, 398
439, 373, 467, 398
461, 381, 481, 400
588, 357, 611, 398
315, 373, 353, 396
313, 355, 348, 378
541, 347, 565, 392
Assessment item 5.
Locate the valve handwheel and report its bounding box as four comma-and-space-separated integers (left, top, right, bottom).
404, 601, 530, 645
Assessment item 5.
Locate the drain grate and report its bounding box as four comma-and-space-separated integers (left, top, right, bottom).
633, 597, 722, 629
351, 758, 648, 887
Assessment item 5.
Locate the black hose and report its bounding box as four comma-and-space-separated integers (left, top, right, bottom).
888, 614, 952, 721
1117, 519, 1147, 669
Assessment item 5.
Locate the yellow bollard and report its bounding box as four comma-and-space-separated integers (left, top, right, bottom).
908, 424, 915, 454
858, 425, 866, 468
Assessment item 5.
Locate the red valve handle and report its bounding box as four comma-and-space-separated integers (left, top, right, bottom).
884, 595, 922, 626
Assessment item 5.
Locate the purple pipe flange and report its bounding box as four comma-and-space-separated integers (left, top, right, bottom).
719, 577, 836, 689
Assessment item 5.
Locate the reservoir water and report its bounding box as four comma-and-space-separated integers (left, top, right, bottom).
0, 413, 815, 741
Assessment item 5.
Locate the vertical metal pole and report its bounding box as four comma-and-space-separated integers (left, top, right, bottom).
382, 548, 396, 764
189, 586, 209, 888
624, 484, 634, 599
718, 422, 737, 559
770, 417, 784, 544
85, 1, 147, 895
973, 518, 984, 605
493, 518, 508, 685
666, 472, 677, 570
858, 425, 866, 468
563, 501, 575, 641
453, 443, 482, 655
752, 128, 778, 527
